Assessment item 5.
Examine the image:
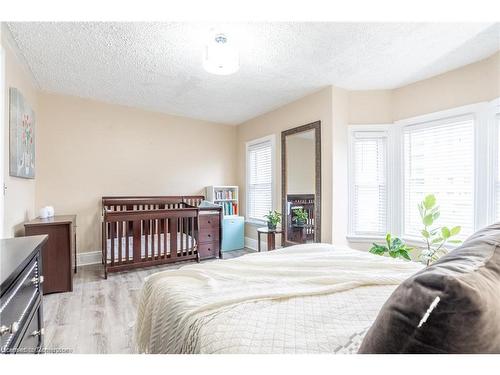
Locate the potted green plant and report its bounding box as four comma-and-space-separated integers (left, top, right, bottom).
370, 233, 414, 261
292, 208, 308, 226
418, 194, 462, 265
264, 210, 281, 230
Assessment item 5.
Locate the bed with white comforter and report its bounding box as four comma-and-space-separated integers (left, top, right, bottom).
135, 243, 422, 354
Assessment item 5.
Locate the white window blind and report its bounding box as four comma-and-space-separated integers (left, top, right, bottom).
247, 139, 273, 222
496, 115, 500, 221
403, 117, 474, 239
351, 131, 387, 236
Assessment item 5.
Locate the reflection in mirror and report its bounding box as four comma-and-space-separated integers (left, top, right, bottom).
286, 130, 315, 244
281, 122, 321, 246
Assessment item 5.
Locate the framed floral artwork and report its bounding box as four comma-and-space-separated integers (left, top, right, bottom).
9, 87, 35, 179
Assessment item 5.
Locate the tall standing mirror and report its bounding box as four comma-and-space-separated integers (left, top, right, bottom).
281, 121, 321, 246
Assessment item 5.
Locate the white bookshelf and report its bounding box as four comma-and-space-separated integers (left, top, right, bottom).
205, 186, 239, 217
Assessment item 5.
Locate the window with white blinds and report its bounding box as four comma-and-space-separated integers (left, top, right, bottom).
403, 117, 475, 239
246, 137, 274, 222
350, 131, 388, 236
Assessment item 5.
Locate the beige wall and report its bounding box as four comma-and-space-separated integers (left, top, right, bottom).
348, 52, 500, 126
393, 51, 500, 121
286, 135, 315, 195
2, 29, 38, 237
236, 87, 333, 243
331, 87, 350, 248
348, 90, 392, 124
36, 93, 237, 253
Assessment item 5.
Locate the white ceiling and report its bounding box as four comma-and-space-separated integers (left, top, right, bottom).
7, 22, 500, 124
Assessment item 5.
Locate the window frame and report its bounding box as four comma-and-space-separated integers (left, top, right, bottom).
400, 112, 476, 241
347, 100, 499, 244
245, 134, 276, 226
347, 124, 393, 241
488, 98, 500, 223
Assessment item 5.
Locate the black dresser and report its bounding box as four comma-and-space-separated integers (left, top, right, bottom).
0, 235, 47, 354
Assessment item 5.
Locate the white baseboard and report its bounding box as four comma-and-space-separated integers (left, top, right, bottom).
77, 251, 101, 266
245, 236, 278, 251
244, 236, 259, 250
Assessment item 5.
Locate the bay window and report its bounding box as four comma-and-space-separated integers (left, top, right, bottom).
348, 99, 499, 242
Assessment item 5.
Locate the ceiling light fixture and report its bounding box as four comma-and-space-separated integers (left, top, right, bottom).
203, 32, 239, 75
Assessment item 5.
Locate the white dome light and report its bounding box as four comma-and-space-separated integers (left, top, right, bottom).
203, 32, 239, 75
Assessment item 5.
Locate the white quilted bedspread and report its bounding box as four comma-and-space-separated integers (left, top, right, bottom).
135, 243, 423, 354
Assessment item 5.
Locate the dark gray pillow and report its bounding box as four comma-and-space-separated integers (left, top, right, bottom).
358, 223, 500, 354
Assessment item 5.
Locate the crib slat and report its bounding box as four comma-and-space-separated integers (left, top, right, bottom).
179, 217, 182, 257
144, 220, 153, 260
110, 221, 115, 266
144, 219, 149, 261
189, 217, 194, 255
153, 219, 157, 260
133, 220, 141, 263
150, 219, 154, 260
151, 219, 155, 260
150, 219, 156, 259
184, 217, 189, 256
146, 220, 151, 260
147, 219, 151, 261
126, 219, 130, 263
155, 219, 161, 260
179, 217, 184, 257
186, 217, 190, 255
152, 219, 156, 259
186, 217, 189, 256
167, 219, 170, 259
186, 217, 189, 255
149, 219, 153, 260
185, 217, 188, 255
159, 219, 162, 258
156, 219, 160, 260
118, 221, 122, 264
170, 218, 178, 259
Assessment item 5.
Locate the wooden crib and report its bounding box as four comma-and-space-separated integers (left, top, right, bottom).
101, 196, 219, 278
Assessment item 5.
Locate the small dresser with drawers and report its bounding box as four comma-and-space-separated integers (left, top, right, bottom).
198, 209, 222, 260
25, 215, 76, 294
0, 235, 47, 354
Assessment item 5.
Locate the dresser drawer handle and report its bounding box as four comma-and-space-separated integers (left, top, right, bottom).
31, 328, 45, 337
30, 276, 44, 285
0, 322, 20, 336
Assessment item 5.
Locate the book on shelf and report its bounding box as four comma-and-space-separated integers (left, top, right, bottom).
206, 186, 239, 216
215, 189, 235, 200
219, 201, 239, 216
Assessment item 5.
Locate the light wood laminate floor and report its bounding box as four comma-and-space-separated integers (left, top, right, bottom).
43, 248, 256, 354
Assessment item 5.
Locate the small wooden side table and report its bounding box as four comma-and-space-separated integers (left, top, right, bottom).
257, 227, 283, 252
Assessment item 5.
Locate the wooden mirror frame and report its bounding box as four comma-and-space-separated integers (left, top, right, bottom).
281, 121, 321, 246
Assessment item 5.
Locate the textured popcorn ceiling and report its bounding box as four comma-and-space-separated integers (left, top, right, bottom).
7, 22, 500, 124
